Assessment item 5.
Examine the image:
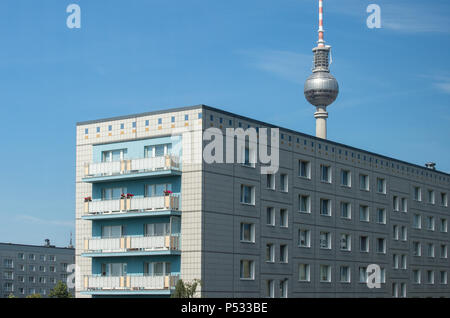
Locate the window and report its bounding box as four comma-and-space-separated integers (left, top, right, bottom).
359, 205, 369, 222
440, 271, 448, 285
18, 276, 24, 283
279, 279, 288, 298
393, 196, 399, 211
440, 218, 448, 233
49, 255, 56, 262
299, 160, 311, 179
413, 270, 421, 284
376, 208, 386, 224
240, 185, 255, 205
413, 186, 421, 201
280, 209, 288, 228
266, 207, 275, 226
359, 267, 368, 283
18, 253, 24, 260
39, 277, 46, 284
158, 118, 162, 125
340, 202, 351, 219
102, 225, 123, 238
29, 276, 36, 283
29, 265, 36, 272
441, 192, 448, 207
320, 232, 331, 249
393, 225, 399, 240
84, 128, 88, 134
171, 116, 175, 123
377, 178, 386, 193
360, 236, 369, 252
240, 260, 254, 280
440, 244, 448, 259
413, 242, 421, 256
320, 165, 331, 183
145, 183, 172, 197
120, 123, 125, 129
401, 226, 407, 241
380, 268, 386, 284
198, 113, 202, 119
426, 216, 435, 231
132, 121, 137, 128
280, 245, 288, 263
240, 223, 255, 243
145, 120, 149, 127
393, 254, 399, 269
266, 244, 275, 262
3, 259, 13, 268
340, 234, 351, 251
39, 266, 46, 272
144, 262, 170, 276
298, 229, 311, 248
102, 263, 127, 277
3, 271, 13, 280
359, 174, 369, 191
340, 266, 351, 283
280, 174, 288, 192
320, 198, 331, 216
299, 264, 310, 282
40, 255, 46, 261
320, 265, 331, 282
266, 174, 275, 190
401, 255, 407, 269
427, 270, 434, 284
49, 266, 56, 273
242, 147, 256, 168
341, 169, 351, 187
4, 283, 13, 292
427, 243, 435, 258
376, 238, 386, 254
428, 190, 435, 204
400, 283, 406, 298
299, 195, 311, 213
413, 214, 421, 229
401, 198, 407, 212
102, 187, 127, 200
29, 254, 35, 261
266, 280, 274, 298
144, 223, 170, 236
144, 144, 171, 158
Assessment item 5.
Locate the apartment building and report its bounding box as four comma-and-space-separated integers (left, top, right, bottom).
0, 241, 75, 298
76, 104, 449, 297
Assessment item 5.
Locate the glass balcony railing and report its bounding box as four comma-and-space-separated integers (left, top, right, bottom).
83, 275, 179, 291
84, 194, 180, 215
83, 155, 180, 179
83, 235, 180, 254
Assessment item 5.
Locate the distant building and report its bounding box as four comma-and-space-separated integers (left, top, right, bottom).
0, 241, 75, 298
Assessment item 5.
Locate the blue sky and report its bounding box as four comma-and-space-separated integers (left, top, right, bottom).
0, 0, 449, 247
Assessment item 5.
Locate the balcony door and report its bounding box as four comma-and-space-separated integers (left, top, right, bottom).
102, 149, 126, 162
102, 225, 124, 238
102, 187, 127, 200
144, 144, 171, 158
144, 223, 170, 236
144, 262, 171, 276
144, 183, 171, 197
101, 263, 127, 277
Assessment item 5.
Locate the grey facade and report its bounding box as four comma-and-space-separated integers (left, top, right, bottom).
76, 104, 450, 298
0, 242, 75, 298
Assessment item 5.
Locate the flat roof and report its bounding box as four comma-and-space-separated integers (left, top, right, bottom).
0, 242, 74, 250
76, 104, 450, 177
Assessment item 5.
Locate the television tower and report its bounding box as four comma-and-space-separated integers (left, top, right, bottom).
304, 0, 339, 139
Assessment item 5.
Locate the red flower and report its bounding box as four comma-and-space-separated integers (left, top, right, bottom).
126, 193, 134, 198
163, 190, 173, 195
84, 197, 92, 202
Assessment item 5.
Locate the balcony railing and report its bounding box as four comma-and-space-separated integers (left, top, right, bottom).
84, 155, 180, 178
83, 275, 179, 291
84, 194, 180, 215
84, 235, 180, 253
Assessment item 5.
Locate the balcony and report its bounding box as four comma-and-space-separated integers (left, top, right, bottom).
82, 155, 181, 183
82, 235, 180, 257
82, 275, 179, 295
83, 195, 180, 220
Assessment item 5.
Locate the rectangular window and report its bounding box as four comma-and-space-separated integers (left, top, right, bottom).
266, 207, 275, 226
299, 195, 311, 213
413, 242, 421, 256
3, 259, 13, 268
359, 267, 368, 283
376, 208, 386, 224
145, 262, 170, 276
171, 116, 175, 123
393, 254, 399, 269
393, 196, 399, 211
359, 205, 369, 222
299, 264, 310, 282
340, 202, 351, 219
441, 192, 448, 207
266, 174, 275, 190
341, 170, 351, 187
144, 223, 170, 236
440, 271, 448, 285
240, 223, 255, 243
240, 260, 254, 280
132, 122, 136, 128
320, 165, 331, 183
340, 234, 351, 251
266, 280, 274, 298
340, 266, 351, 283
401, 198, 407, 212
158, 118, 162, 125
102, 149, 126, 163
320, 199, 331, 216
427, 216, 435, 231
427, 271, 434, 284
413, 270, 421, 284
428, 190, 435, 204
401, 255, 407, 269
360, 236, 369, 252
280, 245, 288, 263
440, 218, 448, 233
120, 123, 124, 129
320, 265, 331, 282
298, 229, 311, 248
145, 183, 172, 197
441, 244, 448, 259
280, 209, 288, 227
377, 178, 386, 193
299, 160, 311, 179
427, 243, 435, 258
266, 244, 274, 262
414, 186, 421, 201
18, 253, 24, 260
279, 279, 288, 298
145, 120, 149, 127
359, 174, 369, 191
376, 238, 386, 254
280, 174, 288, 192
393, 225, 399, 240
413, 214, 421, 229
198, 113, 202, 119
401, 226, 407, 241
102, 263, 127, 277
242, 147, 256, 168
320, 232, 331, 249
240, 185, 255, 205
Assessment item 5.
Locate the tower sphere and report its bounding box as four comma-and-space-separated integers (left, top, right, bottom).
304, 71, 339, 107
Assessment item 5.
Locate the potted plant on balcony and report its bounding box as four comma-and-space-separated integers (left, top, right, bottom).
84, 197, 92, 202
163, 190, 173, 196
126, 193, 134, 199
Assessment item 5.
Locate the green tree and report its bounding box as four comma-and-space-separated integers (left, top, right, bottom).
8, 293, 17, 298
171, 279, 201, 298
26, 294, 42, 298
48, 281, 72, 298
